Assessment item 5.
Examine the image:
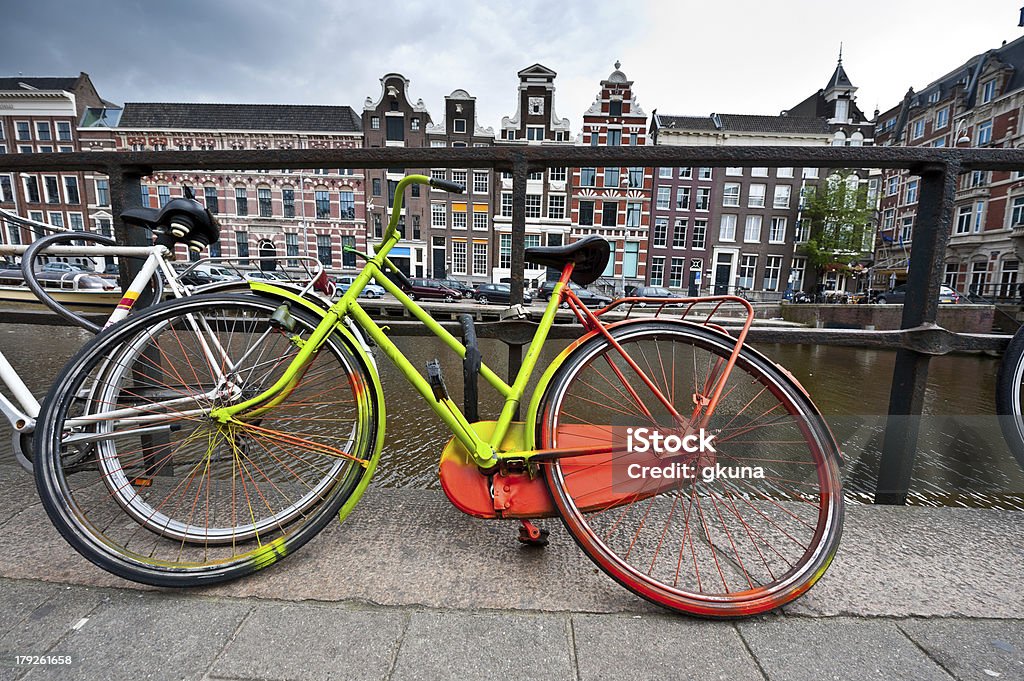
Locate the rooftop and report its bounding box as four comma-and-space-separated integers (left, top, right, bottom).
118, 102, 362, 133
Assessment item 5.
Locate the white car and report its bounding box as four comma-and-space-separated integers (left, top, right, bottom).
333, 275, 385, 299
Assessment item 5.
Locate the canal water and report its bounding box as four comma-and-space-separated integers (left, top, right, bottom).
1, 322, 1020, 509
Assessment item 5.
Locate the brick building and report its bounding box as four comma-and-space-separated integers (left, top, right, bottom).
649, 113, 831, 297
108, 103, 365, 273
425, 90, 495, 284
0, 73, 107, 250
571, 62, 651, 294
875, 34, 1024, 299
492, 64, 574, 285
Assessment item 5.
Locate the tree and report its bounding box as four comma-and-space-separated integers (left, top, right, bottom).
798, 170, 876, 289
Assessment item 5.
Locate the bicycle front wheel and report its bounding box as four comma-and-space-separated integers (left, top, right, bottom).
537, 321, 843, 617
995, 326, 1024, 471
34, 293, 382, 587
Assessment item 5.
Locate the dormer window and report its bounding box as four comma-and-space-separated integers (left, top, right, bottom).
981, 79, 997, 104
453, 119, 467, 133
608, 100, 622, 117
526, 126, 545, 141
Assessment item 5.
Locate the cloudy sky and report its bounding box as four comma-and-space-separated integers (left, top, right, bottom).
2, 0, 1021, 130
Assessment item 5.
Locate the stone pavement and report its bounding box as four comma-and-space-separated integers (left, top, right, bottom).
0, 469, 1022, 680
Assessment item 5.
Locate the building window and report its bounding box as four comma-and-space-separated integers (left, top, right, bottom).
650, 256, 665, 286
751, 167, 769, 177
373, 213, 382, 238
911, 118, 925, 140
1011, 197, 1024, 226
691, 220, 706, 249
451, 119, 467, 134
452, 207, 467, 230
763, 255, 782, 291
204, 186, 219, 214
580, 168, 596, 187
656, 187, 671, 210
887, 176, 900, 196
526, 126, 544, 141
905, 179, 919, 205
283, 189, 295, 218
430, 169, 446, 184
659, 167, 673, 178
744, 215, 762, 242
235, 188, 248, 216
935, 107, 949, 129
473, 210, 488, 231
315, 190, 330, 219
722, 183, 740, 207
695, 187, 710, 211
371, 116, 380, 129
500, 193, 513, 218
977, 119, 993, 146
673, 219, 687, 248
944, 262, 959, 288
412, 214, 422, 239
236, 231, 249, 265
653, 218, 668, 247
628, 167, 643, 188
35, 122, 52, 141
0, 175, 11, 203
372, 178, 382, 196
676, 187, 690, 210
472, 242, 487, 275
522, 195, 541, 219
528, 171, 543, 181
549, 167, 567, 182
802, 167, 819, 179
56, 121, 72, 141
63, 177, 80, 204
472, 171, 488, 194
623, 241, 639, 278
286, 233, 299, 267
590, 131, 600, 146
258, 188, 272, 217
155, 185, 169, 208
341, 235, 356, 267
43, 176, 60, 203
719, 214, 737, 241
22, 176, 40, 203
15, 121, 30, 141
679, 167, 693, 179
901, 216, 914, 243
547, 195, 565, 220
974, 200, 985, 232
604, 167, 621, 187
726, 167, 743, 176
96, 179, 109, 206
625, 202, 641, 228
385, 116, 406, 142
773, 185, 791, 208
769, 217, 787, 243
981, 79, 996, 104
738, 255, 757, 289
579, 201, 594, 226
602, 202, 617, 227
747, 184, 766, 208
669, 257, 684, 288
499, 234, 512, 269
339, 191, 355, 219
431, 203, 446, 228
317, 234, 333, 267
607, 129, 621, 146
452, 240, 467, 275
777, 167, 794, 178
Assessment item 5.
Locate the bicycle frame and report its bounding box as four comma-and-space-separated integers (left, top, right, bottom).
210, 175, 753, 471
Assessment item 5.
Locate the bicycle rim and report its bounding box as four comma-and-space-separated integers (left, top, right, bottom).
538, 321, 843, 617
35, 294, 380, 585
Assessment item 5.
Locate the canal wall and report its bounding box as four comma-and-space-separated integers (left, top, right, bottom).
780, 303, 996, 333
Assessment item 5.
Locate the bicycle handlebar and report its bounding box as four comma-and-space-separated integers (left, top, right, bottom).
429, 178, 466, 194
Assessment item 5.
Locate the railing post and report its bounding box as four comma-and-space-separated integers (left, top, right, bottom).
874, 160, 960, 504
108, 165, 148, 298
509, 154, 528, 306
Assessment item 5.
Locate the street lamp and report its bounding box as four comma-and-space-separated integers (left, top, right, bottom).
954, 120, 972, 146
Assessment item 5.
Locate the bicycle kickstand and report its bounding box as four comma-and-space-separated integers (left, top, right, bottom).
517, 520, 550, 547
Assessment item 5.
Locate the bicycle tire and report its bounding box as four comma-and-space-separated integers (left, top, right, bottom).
995, 325, 1024, 470
537, 321, 843, 617
34, 293, 382, 587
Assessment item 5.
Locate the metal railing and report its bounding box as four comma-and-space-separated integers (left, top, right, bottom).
3, 144, 1024, 505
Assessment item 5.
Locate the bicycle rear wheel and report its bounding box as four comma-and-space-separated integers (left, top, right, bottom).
995, 326, 1024, 470
34, 293, 381, 587
537, 321, 843, 617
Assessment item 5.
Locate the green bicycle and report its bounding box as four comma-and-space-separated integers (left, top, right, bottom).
34, 174, 843, 617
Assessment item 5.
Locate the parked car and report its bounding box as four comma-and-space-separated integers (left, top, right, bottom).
333, 275, 386, 299
876, 284, 960, 305
473, 283, 533, 306
535, 280, 612, 307
434, 278, 475, 298
405, 277, 461, 302
629, 286, 687, 307
192, 264, 242, 281
40, 261, 93, 274
243, 270, 288, 282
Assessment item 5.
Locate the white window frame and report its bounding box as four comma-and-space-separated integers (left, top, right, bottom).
769, 217, 787, 243
747, 184, 766, 208
722, 183, 740, 207
744, 215, 762, 243
719, 214, 737, 242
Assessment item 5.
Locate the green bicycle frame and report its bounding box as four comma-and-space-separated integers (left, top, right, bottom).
210, 174, 566, 470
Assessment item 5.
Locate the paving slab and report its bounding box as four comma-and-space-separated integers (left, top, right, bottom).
391, 612, 574, 681
899, 618, 1024, 681
738, 617, 955, 681
210, 602, 406, 681
17, 591, 251, 681
572, 613, 762, 681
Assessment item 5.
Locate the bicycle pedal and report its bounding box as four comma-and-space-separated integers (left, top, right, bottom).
517, 521, 550, 547
425, 359, 449, 401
